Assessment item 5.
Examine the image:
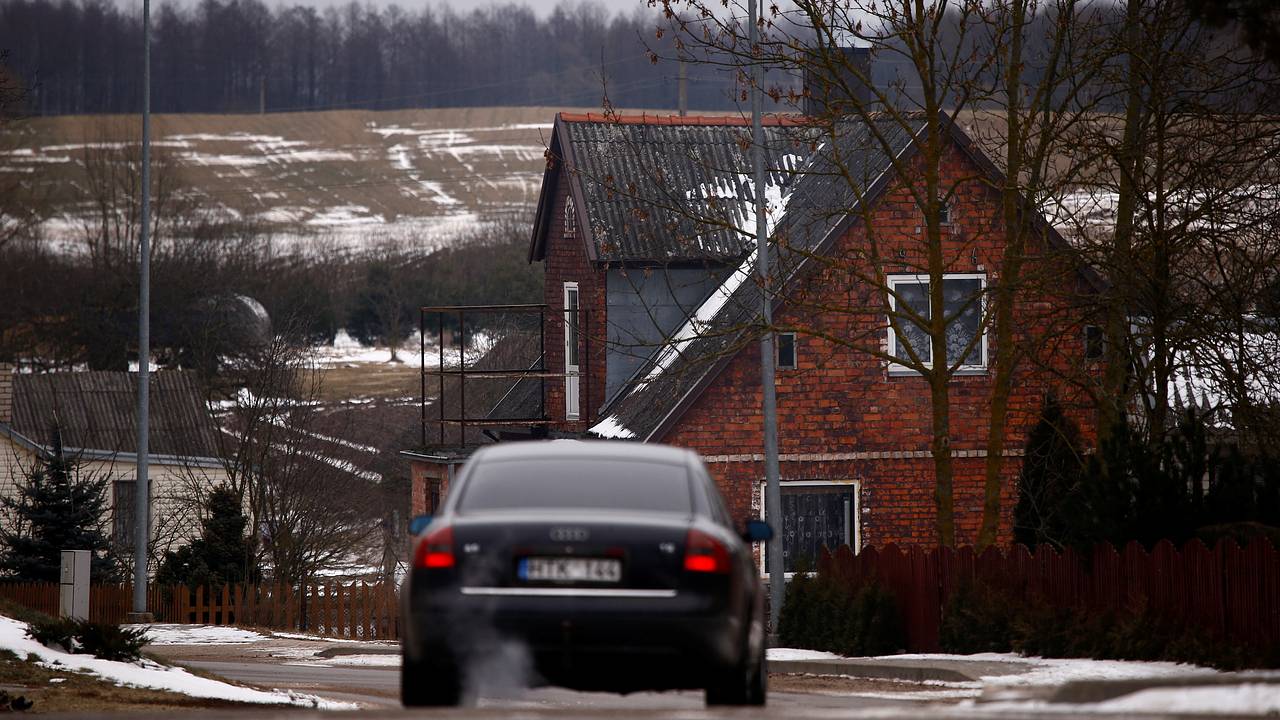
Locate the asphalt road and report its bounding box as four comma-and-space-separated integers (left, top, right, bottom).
182, 659, 931, 713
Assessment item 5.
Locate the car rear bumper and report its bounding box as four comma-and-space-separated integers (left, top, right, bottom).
403, 585, 743, 691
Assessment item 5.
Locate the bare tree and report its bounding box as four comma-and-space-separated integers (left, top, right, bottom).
0, 51, 41, 253
215, 326, 381, 585
1059, 0, 1280, 453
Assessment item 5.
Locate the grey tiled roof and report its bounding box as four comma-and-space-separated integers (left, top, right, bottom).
595, 116, 926, 442
11, 370, 221, 459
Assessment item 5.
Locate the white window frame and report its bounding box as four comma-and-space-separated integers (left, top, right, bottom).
886, 273, 987, 375
563, 281, 580, 420
761, 479, 861, 580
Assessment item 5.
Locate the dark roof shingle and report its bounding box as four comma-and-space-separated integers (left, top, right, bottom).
11, 370, 220, 459
560, 115, 817, 263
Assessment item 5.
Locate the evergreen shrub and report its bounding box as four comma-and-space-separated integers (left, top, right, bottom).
940, 580, 1280, 669
778, 563, 905, 656
73, 621, 149, 662
27, 618, 77, 653
26, 619, 148, 662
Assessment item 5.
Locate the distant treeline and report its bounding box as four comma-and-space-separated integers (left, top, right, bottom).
0, 0, 741, 116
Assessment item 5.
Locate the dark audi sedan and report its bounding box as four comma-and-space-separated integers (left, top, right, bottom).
401, 440, 772, 707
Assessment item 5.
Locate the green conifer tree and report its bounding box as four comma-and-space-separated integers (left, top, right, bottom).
1014, 396, 1087, 549
155, 487, 256, 588
0, 431, 118, 581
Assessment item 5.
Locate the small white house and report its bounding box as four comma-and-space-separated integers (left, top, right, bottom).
0, 364, 228, 567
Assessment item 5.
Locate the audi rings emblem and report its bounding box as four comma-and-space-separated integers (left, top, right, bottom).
550, 527, 590, 542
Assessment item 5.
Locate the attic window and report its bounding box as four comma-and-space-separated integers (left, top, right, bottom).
937, 196, 952, 225
777, 333, 797, 370
1085, 325, 1104, 360
564, 197, 577, 237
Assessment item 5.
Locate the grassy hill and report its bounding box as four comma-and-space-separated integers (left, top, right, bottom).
1, 106, 593, 253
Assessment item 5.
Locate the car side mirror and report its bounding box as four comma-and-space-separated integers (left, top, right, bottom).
743, 519, 773, 543
408, 514, 433, 536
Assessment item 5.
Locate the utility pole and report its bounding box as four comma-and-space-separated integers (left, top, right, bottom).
130, 0, 153, 623
750, 0, 785, 630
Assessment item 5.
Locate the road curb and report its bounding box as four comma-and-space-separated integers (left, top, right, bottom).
768, 658, 1010, 683
316, 644, 400, 658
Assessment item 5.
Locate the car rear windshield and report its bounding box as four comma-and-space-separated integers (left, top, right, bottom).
457, 458, 693, 514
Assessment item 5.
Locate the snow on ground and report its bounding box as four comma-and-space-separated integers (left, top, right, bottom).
311, 328, 496, 369
1093, 683, 1280, 715
985, 657, 1213, 688
311, 329, 425, 367
128, 624, 268, 645
884, 652, 1212, 687
0, 615, 351, 708
768, 648, 847, 661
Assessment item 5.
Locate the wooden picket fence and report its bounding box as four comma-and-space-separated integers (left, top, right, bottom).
818, 538, 1280, 653
0, 581, 400, 639
0, 582, 176, 624
173, 583, 400, 640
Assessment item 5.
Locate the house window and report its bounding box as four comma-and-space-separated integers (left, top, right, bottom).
887, 273, 986, 372
763, 481, 859, 576
777, 332, 797, 370
113, 481, 135, 551
563, 282, 580, 420
1085, 325, 1104, 360
564, 197, 577, 237
938, 196, 952, 225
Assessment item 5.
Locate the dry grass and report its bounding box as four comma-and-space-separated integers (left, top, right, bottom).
314, 363, 422, 404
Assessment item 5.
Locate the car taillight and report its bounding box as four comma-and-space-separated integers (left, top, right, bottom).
684, 528, 731, 574
414, 524, 455, 569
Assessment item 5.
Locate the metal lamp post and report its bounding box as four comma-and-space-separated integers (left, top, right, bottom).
130, 0, 154, 623
748, 0, 786, 629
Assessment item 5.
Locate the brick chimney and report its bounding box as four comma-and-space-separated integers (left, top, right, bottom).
804, 46, 872, 117
0, 362, 12, 426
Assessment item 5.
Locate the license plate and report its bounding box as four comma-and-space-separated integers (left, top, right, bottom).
518, 557, 621, 583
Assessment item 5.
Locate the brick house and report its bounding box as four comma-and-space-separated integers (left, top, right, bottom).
405, 111, 1101, 564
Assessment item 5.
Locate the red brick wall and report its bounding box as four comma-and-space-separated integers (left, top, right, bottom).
542, 172, 608, 430
663, 144, 1098, 547
409, 461, 454, 516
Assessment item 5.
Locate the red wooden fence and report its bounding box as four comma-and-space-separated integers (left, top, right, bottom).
0, 581, 400, 639
818, 539, 1280, 653
0, 583, 177, 624
174, 582, 400, 640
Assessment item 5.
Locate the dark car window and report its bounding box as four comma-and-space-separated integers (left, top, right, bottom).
457, 457, 693, 514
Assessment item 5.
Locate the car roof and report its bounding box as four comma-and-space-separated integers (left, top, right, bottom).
471, 439, 695, 466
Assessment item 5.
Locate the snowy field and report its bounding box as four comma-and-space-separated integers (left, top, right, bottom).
0, 107, 566, 255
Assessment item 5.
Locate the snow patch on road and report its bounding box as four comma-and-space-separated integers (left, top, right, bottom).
287, 654, 401, 668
